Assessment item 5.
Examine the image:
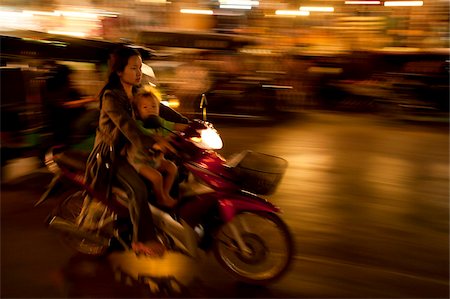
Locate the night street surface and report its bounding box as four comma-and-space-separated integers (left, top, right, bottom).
1, 112, 449, 298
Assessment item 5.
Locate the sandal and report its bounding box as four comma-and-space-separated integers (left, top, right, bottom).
132, 241, 166, 257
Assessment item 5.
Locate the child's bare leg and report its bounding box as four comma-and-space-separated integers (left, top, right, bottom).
139, 166, 166, 204
140, 165, 176, 208
158, 159, 177, 195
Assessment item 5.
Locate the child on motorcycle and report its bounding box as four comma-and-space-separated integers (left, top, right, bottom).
126, 85, 188, 208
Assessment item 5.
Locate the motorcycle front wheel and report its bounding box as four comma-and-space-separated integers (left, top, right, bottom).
55, 190, 110, 256
213, 211, 294, 285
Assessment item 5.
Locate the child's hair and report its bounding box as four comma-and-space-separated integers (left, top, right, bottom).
135, 85, 162, 102
133, 85, 162, 120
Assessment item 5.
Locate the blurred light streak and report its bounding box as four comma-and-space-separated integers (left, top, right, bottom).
380, 47, 421, 52
261, 85, 293, 89
219, 4, 252, 9
275, 10, 310, 16
339, 16, 386, 21
384, 1, 423, 6
89, 10, 120, 18
161, 99, 180, 108
240, 48, 274, 54
345, 1, 381, 4
300, 6, 335, 12
0, 10, 28, 18
21, 9, 118, 18
180, 9, 214, 15
0, 10, 37, 30
47, 30, 87, 37
22, 10, 59, 16
218, 0, 259, 10
219, 0, 259, 6
54, 10, 98, 20
212, 10, 246, 16
308, 67, 343, 74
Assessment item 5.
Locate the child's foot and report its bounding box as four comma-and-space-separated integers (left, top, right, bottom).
132, 241, 165, 257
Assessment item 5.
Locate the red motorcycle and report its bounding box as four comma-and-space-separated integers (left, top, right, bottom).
36, 119, 293, 285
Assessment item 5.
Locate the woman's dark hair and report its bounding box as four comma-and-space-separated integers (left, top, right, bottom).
98, 46, 141, 101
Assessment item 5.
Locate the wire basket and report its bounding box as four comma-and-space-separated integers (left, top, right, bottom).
231, 151, 288, 195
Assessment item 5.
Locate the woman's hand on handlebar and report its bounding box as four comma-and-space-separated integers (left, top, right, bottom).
189, 119, 208, 130
182, 119, 208, 138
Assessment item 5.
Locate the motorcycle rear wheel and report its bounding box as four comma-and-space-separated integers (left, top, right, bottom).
213, 211, 294, 285
55, 190, 110, 256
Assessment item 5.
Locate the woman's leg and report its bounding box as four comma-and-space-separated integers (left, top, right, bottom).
114, 159, 157, 243
115, 159, 165, 256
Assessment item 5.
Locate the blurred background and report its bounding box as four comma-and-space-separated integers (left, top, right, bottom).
1, 0, 449, 170
0, 2, 448, 298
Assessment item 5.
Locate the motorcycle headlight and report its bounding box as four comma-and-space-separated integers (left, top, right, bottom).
190, 127, 223, 150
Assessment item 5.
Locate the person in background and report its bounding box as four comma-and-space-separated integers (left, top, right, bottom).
126, 85, 188, 209
43, 62, 83, 145
84, 46, 164, 257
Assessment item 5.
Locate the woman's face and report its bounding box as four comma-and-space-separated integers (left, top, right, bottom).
137, 95, 159, 119
118, 55, 142, 87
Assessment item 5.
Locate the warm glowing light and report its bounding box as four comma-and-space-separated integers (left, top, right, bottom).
47, 30, 87, 37
218, 0, 258, 9
18, 9, 118, 19
190, 127, 223, 149
180, 9, 214, 15
219, 4, 252, 9
384, 1, 423, 6
54, 10, 98, 19
344, 1, 381, 4
92, 10, 120, 18
275, 10, 310, 16
380, 47, 421, 52
299, 6, 335, 12
0, 11, 28, 18
308, 67, 343, 74
161, 99, 180, 109
241, 48, 275, 54
200, 128, 223, 150
219, 0, 259, 5
22, 10, 59, 16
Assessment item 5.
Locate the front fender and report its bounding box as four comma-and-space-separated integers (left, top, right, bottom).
218, 192, 280, 222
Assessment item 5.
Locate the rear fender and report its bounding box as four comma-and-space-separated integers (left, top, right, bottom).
218, 193, 280, 222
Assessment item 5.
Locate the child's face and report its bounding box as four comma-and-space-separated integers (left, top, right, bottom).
137, 95, 159, 119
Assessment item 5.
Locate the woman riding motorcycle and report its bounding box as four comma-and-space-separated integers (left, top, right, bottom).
85, 46, 172, 257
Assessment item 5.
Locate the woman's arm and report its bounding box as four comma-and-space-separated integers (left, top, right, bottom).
173, 123, 189, 132
159, 118, 188, 134
159, 103, 189, 124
